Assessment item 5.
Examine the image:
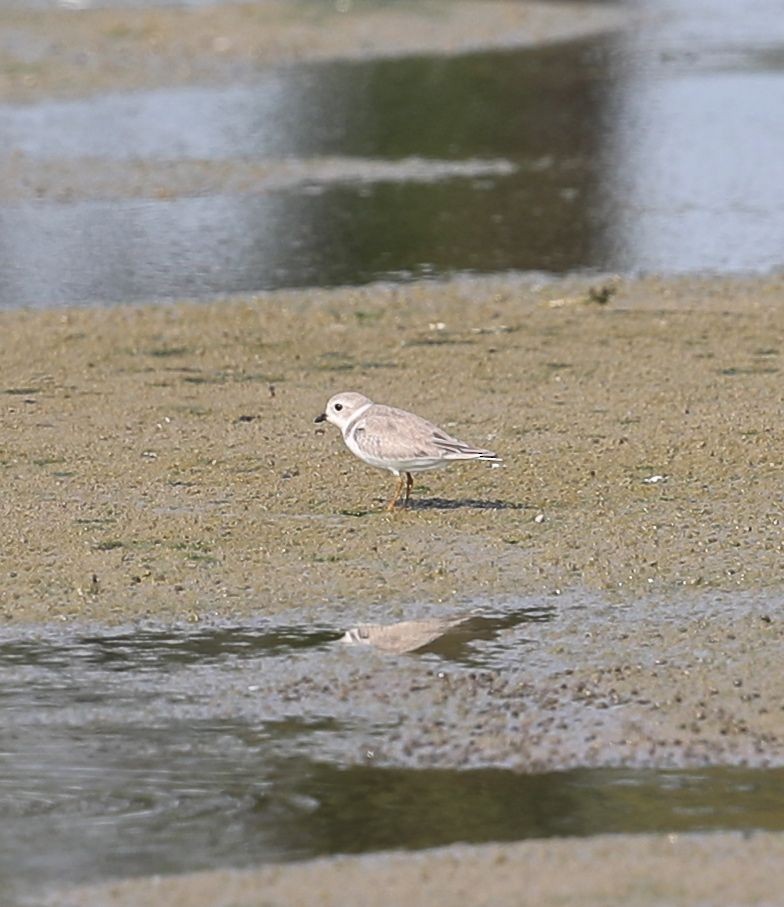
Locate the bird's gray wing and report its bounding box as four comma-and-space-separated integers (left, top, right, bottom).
353, 405, 450, 461
354, 405, 499, 461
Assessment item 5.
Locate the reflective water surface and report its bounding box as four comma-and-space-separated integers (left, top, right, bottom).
2, 608, 784, 905
1, 0, 783, 306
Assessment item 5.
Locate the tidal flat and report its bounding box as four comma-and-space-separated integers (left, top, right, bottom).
3, 273, 782, 624
7, 272, 784, 906
3, 0, 784, 903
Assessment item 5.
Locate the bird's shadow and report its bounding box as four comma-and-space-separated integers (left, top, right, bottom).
403, 497, 529, 512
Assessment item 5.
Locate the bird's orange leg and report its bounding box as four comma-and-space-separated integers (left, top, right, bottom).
404, 472, 414, 506
386, 474, 405, 511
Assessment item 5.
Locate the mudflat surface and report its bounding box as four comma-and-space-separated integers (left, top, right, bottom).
51, 831, 784, 907
0, 0, 626, 102
3, 274, 782, 625
5, 275, 784, 782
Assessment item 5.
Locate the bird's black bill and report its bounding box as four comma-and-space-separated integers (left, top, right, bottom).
314, 413, 327, 423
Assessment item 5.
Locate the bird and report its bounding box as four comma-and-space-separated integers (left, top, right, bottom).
314, 391, 501, 510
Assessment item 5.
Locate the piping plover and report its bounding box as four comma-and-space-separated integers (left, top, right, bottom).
314, 391, 501, 510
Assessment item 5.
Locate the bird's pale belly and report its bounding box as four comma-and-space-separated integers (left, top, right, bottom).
350, 448, 448, 476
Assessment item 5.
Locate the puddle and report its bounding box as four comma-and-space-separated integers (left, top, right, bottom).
0, 38, 610, 306
603, 0, 784, 275
2, 603, 784, 904
278, 762, 784, 852
2, 0, 784, 306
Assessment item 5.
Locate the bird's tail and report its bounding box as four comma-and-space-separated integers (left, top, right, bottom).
435, 438, 502, 461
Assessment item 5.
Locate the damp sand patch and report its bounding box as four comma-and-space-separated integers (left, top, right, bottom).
43, 832, 784, 907
0, 154, 518, 203
1, 272, 783, 624
0, 1, 629, 101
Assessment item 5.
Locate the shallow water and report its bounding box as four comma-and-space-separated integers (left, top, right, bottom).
1, 0, 784, 306
2, 605, 784, 905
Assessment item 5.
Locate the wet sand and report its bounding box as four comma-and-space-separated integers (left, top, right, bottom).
0, 0, 627, 102
0, 156, 518, 203
51, 831, 784, 907
3, 273, 782, 625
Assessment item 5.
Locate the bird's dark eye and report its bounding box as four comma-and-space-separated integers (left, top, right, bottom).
334, 403, 343, 412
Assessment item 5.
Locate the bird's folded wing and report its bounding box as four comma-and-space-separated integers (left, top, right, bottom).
354, 406, 450, 461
